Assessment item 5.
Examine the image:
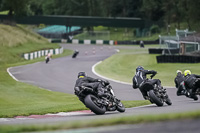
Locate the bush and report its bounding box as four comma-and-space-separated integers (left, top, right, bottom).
150, 25, 160, 34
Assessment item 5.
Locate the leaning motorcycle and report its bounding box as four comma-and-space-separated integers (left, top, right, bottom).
190, 78, 200, 100
75, 81, 125, 115
142, 78, 172, 106
45, 56, 50, 63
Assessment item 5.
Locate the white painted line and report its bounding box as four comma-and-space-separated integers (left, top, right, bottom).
7, 67, 19, 81
46, 112, 91, 116
0, 118, 9, 122
92, 61, 132, 85
92, 61, 174, 88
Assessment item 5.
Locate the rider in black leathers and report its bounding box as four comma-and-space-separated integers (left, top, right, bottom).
174, 70, 189, 96
184, 70, 200, 100
74, 72, 110, 102
132, 66, 162, 100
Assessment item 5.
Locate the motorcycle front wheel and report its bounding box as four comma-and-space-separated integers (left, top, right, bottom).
84, 94, 106, 115
149, 90, 163, 107
116, 102, 125, 112
165, 97, 172, 105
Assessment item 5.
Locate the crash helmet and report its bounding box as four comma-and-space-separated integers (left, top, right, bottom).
184, 70, 191, 76
78, 72, 86, 78
136, 66, 144, 72
176, 70, 182, 75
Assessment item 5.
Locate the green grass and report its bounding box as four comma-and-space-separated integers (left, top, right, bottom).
95, 46, 200, 86
0, 24, 150, 118
0, 10, 9, 15
1, 110, 200, 132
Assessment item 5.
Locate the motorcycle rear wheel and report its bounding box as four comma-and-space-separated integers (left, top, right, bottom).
149, 90, 163, 107
84, 94, 106, 115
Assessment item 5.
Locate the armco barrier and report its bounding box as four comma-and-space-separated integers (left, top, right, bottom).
156, 55, 200, 63
50, 39, 158, 45
23, 47, 63, 60
50, 39, 114, 45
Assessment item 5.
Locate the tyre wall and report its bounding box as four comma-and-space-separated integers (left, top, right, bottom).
23, 47, 63, 60
156, 55, 200, 63
148, 48, 179, 54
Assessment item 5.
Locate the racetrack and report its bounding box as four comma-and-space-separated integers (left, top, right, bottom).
2, 44, 200, 132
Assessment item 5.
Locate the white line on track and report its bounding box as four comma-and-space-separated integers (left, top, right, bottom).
0, 118, 9, 122
7, 67, 19, 81
46, 112, 91, 116
92, 61, 132, 85
92, 61, 174, 89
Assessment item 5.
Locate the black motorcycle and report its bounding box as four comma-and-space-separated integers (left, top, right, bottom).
75, 81, 125, 115
72, 50, 79, 58
45, 56, 50, 63
142, 79, 172, 106
194, 78, 200, 95
187, 78, 200, 100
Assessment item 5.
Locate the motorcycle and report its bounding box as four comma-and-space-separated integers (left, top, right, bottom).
194, 78, 200, 96
186, 78, 200, 100
75, 81, 125, 115
45, 56, 50, 63
72, 50, 79, 58
142, 78, 172, 107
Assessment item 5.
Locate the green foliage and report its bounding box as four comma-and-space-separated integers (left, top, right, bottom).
1, 0, 200, 32
150, 25, 160, 34
0, 0, 32, 16
0, 10, 9, 15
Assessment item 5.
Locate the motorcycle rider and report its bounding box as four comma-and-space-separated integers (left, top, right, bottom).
74, 72, 111, 102
184, 70, 200, 100
132, 66, 163, 100
45, 52, 52, 63
174, 70, 189, 96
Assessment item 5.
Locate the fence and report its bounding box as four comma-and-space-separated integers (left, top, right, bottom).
23, 47, 63, 60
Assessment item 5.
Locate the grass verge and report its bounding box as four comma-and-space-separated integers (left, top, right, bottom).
95, 46, 200, 86
0, 24, 150, 118
0, 110, 200, 132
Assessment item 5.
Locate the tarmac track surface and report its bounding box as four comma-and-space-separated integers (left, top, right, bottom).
2, 44, 200, 132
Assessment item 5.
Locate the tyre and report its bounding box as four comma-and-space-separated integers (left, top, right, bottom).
149, 90, 163, 106
193, 95, 198, 101
165, 97, 172, 105
116, 102, 125, 112
84, 95, 106, 115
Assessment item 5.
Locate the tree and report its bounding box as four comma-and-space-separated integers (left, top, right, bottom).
0, 0, 31, 16
141, 0, 164, 21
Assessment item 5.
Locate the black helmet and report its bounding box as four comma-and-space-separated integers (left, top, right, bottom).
136, 66, 144, 72
78, 72, 86, 78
